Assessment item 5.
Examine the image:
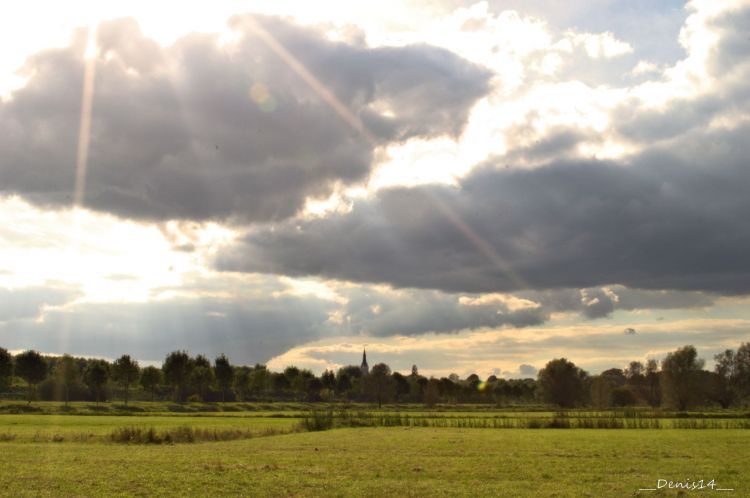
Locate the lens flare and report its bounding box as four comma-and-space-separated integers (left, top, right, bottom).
249, 82, 277, 112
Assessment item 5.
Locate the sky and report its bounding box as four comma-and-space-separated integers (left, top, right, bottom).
1, 0, 749, 378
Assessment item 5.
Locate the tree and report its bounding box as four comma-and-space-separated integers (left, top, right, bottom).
163, 351, 192, 402
624, 361, 645, 383
250, 364, 270, 394
55, 354, 80, 405
537, 358, 588, 408
193, 354, 211, 369
600, 368, 626, 387
321, 370, 336, 391
644, 359, 661, 407
336, 371, 351, 396
0, 348, 12, 399
84, 360, 109, 405
233, 366, 251, 401
392, 372, 410, 401
271, 372, 290, 394
189, 366, 214, 401
214, 354, 234, 402
611, 386, 637, 406
734, 342, 750, 400
438, 377, 457, 401
660, 345, 705, 410
306, 377, 323, 401
283, 366, 301, 393
589, 376, 613, 408
15, 350, 47, 404
424, 378, 440, 407
140, 366, 163, 401
362, 363, 396, 407
111, 355, 140, 405
713, 349, 737, 408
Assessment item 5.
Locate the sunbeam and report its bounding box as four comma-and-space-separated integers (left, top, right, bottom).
241, 15, 378, 146
73, 24, 97, 208
241, 15, 527, 289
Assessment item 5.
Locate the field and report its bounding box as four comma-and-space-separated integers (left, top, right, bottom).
1, 402, 749, 497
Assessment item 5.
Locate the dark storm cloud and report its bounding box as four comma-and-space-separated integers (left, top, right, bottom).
0, 16, 489, 222
706, 4, 750, 81
0, 278, 550, 361
340, 287, 546, 336
521, 286, 715, 319
0, 286, 81, 321
0, 292, 337, 364
219, 122, 750, 295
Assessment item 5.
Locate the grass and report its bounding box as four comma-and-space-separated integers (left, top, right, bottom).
0, 413, 301, 442
0, 428, 748, 496
1, 403, 749, 496
108, 425, 298, 444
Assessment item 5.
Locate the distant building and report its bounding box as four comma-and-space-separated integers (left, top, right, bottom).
360, 348, 369, 375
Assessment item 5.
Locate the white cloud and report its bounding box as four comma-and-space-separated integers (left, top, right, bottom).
568, 31, 634, 59
632, 60, 660, 76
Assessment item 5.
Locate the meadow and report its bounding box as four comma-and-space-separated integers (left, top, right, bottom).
1, 402, 749, 496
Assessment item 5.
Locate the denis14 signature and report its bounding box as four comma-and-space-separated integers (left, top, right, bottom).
639, 479, 734, 492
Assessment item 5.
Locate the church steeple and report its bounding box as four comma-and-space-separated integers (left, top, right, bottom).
360, 348, 369, 375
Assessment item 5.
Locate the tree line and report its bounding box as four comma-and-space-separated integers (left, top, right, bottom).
0, 343, 749, 409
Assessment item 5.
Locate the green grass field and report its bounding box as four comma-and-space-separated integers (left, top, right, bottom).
1, 403, 748, 496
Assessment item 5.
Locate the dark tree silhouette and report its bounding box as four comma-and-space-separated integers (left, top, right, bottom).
193, 354, 211, 369
111, 355, 140, 405
233, 366, 251, 401
644, 359, 661, 407
189, 366, 214, 401
321, 369, 336, 391
537, 358, 588, 407
363, 363, 396, 407
84, 360, 109, 405
54, 354, 80, 406
660, 345, 705, 410
713, 349, 737, 408
424, 378, 440, 407
163, 351, 192, 402
250, 365, 270, 395
14, 350, 47, 404
589, 376, 612, 408
392, 372, 410, 400
140, 366, 163, 401
0, 348, 12, 398
735, 342, 750, 399
624, 361, 645, 383
214, 354, 234, 402
600, 368, 626, 387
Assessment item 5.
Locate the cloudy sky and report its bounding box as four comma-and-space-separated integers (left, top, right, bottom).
2, 0, 749, 378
